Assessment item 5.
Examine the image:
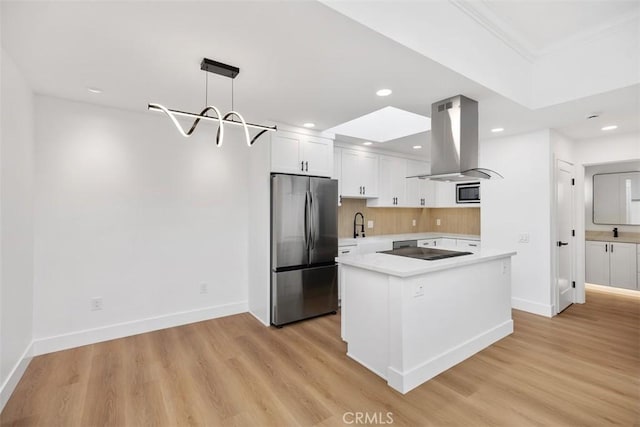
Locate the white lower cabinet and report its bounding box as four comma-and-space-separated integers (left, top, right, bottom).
456, 239, 481, 253
586, 240, 637, 290
338, 245, 358, 307
417, 237, 471, 250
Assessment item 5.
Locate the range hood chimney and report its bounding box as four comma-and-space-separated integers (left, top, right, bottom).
410, 95, 501, 181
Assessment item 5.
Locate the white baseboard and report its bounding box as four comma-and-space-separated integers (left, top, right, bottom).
347, 352, 387, 380
32, 301, 248, 356
0, 342, 34, 412
248, 309, 270, 327
511, 297, 554, 317
387, 320, 513, 394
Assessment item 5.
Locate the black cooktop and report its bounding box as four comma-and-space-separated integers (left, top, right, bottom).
379, 247, 472, 261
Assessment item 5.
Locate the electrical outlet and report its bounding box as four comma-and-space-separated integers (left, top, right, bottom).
436, 219, 441, 226
518, 233, 530, 243
414, 283, 425, 298
367, 220, 374, 229
90, 297, 103, 311
200, 283, 208, 294
412, 219, 417, 227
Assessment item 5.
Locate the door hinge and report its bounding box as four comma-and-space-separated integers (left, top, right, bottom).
572, 281, 576, 288
572, 229, 575, 237
571, 178, 575, 185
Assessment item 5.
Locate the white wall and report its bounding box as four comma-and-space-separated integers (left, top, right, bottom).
32, 96, 250, 354
0, 49, 35, 409
480, 129, 554, 316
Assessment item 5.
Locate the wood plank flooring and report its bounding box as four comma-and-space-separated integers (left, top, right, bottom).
2, 287, 639, 426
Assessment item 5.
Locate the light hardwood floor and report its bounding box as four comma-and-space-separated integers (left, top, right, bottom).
2, 287, 639, 426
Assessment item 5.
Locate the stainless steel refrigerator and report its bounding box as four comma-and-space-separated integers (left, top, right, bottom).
271, 174, 338, 327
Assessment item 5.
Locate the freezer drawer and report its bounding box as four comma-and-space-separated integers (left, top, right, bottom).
271, 265, 338, 326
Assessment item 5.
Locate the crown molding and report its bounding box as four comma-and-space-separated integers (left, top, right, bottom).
449, 0, 537, 63
450, 0, 639, 62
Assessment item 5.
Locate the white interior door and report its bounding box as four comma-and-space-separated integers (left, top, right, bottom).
556, 160, 575, 313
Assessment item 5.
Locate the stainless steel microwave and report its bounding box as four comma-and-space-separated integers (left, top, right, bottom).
456, 182, 480, 204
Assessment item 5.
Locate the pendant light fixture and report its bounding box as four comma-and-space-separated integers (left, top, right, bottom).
148, 58, 276, 146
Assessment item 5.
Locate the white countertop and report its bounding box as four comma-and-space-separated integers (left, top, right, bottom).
338, 232, 480, 247
336, 249, 516, 278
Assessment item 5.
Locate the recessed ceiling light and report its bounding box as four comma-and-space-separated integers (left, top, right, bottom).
376, 89, 392, 97
491, 127, 504, 133
87, 87, 102, 94
363, 141, 373, 146
413, 145, 422, 149
303, 122, 315, 128
601, 125, 618, 131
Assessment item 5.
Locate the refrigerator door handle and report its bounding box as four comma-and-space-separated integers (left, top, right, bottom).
304, 191, 310, 250
309, 191, 315, 249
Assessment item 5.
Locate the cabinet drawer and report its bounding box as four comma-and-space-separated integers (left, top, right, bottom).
457, 239, 481, 253
338, 246, 357, 256
417, 239, 438, 247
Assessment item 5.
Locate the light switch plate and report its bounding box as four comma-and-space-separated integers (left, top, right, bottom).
367, 220, 374, 229
518, 233, 530, 243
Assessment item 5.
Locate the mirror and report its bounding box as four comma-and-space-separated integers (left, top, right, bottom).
593, 171, 640, 225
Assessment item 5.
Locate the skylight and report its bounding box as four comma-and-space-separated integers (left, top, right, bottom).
326, 106, 431, 143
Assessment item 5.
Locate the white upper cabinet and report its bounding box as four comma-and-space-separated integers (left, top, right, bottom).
367, 155, 407, 207
271, 130, 333, 177
406, 160, 430, 207
341, 149, 379, 198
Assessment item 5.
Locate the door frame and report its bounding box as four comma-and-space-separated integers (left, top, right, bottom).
553, 159, 577, 315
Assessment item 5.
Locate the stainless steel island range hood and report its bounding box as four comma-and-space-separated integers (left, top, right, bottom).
410, 95, 502, 181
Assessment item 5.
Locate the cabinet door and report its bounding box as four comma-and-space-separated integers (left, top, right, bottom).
610, 242, 637, 289
368, 155, 406, 207
301, 137, 333, 177
435, 181, 457, 207
585, 241, 610, 285
405, 160, 429, 207
360, 152, 379, 197
271, 133, 302, 174
341, 150, 379, 198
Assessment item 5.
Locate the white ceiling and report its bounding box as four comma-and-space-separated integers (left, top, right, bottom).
471, 0, 639, 56
1, 0, 638, 155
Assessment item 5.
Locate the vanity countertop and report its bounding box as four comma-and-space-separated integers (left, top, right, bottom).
585, 231, 640, 244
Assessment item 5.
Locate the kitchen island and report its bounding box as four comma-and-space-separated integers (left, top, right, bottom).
336, 249, 516, 394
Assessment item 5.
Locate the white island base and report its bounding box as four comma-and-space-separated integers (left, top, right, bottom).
338, 250, 515, 394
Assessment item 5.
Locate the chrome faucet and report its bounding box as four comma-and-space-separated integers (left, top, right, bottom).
354, 212, 365, 238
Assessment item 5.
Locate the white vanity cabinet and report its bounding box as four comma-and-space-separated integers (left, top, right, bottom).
271, 130, 333, 177
586, 240, 637, 290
